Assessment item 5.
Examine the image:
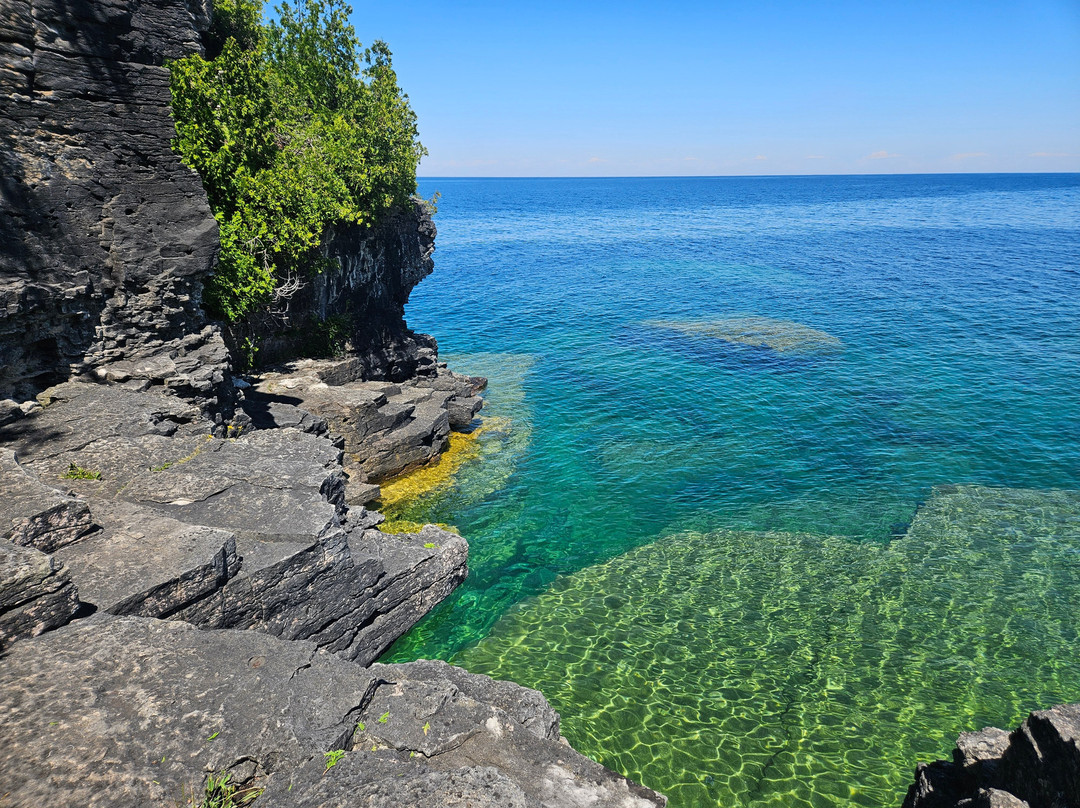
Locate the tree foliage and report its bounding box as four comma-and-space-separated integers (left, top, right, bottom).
169, 0, 425, 323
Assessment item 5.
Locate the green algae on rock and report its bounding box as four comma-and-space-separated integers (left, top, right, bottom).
455, 485, 1080, 808
645, 316, 844, 355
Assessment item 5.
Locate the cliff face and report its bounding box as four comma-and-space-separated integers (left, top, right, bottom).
0, 0, 441, 408
0, 0, 231, 405
246, 200, 440, 382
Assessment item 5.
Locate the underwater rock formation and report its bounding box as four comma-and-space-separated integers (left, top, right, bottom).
645, 316, 844, 355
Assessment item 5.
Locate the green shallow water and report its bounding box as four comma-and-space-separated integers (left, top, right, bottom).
381, 176, 1080, 806
455, 485, 1080, 807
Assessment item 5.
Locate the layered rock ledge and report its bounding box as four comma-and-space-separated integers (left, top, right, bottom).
0, 372, 665, 807
0, 615, 665, 807
0, 376, 470, 666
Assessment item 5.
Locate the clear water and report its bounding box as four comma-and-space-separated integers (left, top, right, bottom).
382, 174, 1080, 806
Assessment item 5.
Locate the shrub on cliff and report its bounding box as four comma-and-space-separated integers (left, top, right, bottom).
168, 0, 425, 325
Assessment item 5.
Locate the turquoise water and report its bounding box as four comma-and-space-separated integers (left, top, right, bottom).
384, 175, 1080, 805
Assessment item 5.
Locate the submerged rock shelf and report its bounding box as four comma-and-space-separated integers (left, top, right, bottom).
457, 485, 1080, 807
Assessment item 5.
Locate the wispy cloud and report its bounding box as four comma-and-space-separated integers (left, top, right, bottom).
950, 152, 989, 160
1029, 151, 1078, 158
588, 156, 607, 163
805, 155, 826, 160
867, 150, 900, 160
683, 156, 700, 162
753, 155, 767, 161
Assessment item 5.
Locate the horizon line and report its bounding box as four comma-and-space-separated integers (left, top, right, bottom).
417, 170, 1080, 181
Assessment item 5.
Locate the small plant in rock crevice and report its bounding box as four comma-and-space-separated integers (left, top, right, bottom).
183, 771, 262, 808
61, 463, 101, 480
323, 749, 345, 772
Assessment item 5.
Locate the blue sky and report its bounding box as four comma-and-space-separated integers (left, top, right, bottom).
346, 0, 1080, 176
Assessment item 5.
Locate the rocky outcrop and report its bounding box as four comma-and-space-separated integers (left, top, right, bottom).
0, 540, 78, 648
0, 615, 667, 807
248, 359, 485, 503
247, 201, 443, 382
0, 380, 467, 664
0, 1, 668, 804
902, 704, 1080, 808
0, 0, 230, 406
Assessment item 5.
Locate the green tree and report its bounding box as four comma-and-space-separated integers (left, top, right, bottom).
168, 0, 425, 326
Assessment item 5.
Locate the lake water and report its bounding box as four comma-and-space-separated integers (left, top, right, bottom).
383, 174, 1080, 807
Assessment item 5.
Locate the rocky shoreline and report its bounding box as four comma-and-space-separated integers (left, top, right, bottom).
1, 1, 1075, 806
0, 368, 665, 806
0, 0, 666, 803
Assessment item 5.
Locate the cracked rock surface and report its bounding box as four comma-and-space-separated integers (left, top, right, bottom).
0, 616, 667, 808
0, 381, 466, 663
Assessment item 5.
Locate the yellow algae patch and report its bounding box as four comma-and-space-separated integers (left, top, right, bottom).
379, 518, 461, 536
647, 316, 843, 354
376, 424, 488, 511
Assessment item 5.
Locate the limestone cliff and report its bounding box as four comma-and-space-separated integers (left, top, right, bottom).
249, 201, 441, 382
0, 0, 229, 405
0, 0, 443, 409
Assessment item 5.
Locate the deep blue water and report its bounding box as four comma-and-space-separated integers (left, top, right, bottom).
383, 174, 1080, 806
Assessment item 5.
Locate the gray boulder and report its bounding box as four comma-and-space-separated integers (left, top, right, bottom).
902, 704, 1080, 808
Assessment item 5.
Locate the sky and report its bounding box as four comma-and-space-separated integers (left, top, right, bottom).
345, 0, 1080, 177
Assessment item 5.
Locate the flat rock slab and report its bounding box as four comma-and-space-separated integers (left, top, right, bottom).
282, 657, 666, 808
53, 500, 239, 617
0, 616, 666, 808
2, 382, 345, 544
0, 615, 376, 807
